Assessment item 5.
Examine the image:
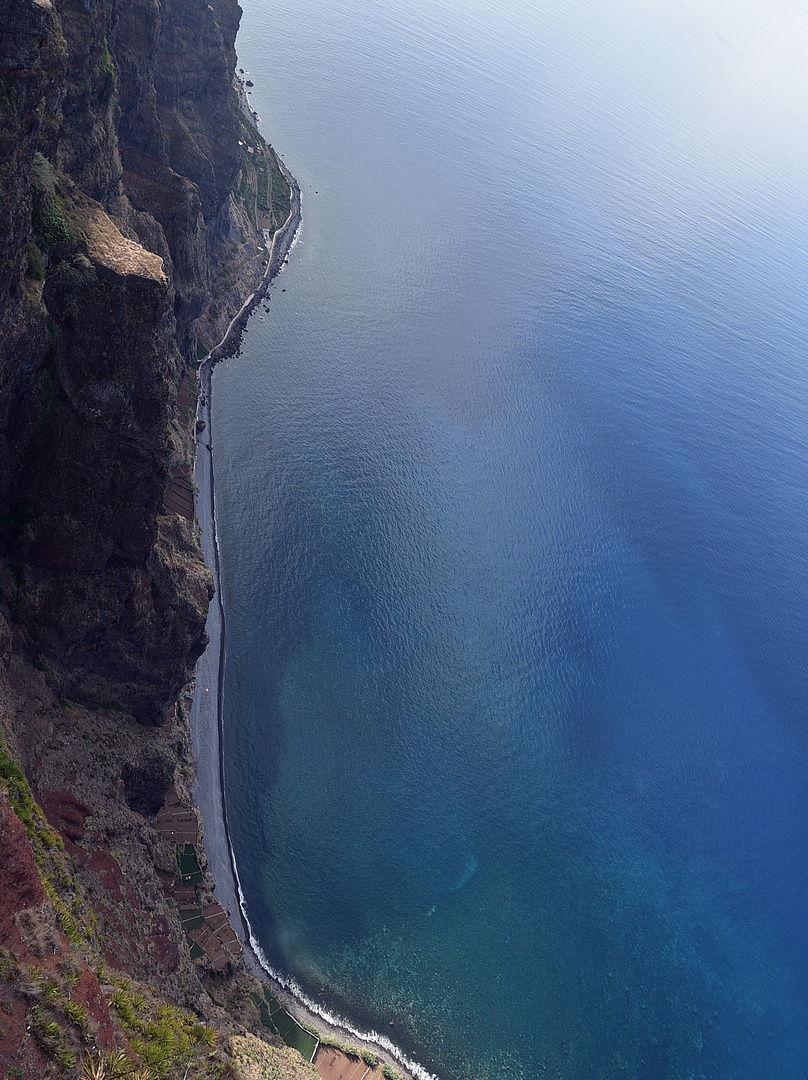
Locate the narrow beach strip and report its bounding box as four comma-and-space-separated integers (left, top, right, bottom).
190, 142, 301, 953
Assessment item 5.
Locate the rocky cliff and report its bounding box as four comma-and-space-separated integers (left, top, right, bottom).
0, 0, 319, 1076
0, 0, 287, 725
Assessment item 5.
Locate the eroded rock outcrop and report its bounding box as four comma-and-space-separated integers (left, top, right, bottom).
0, 0, 277, 722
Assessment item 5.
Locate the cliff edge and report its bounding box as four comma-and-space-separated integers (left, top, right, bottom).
0, 0, 291, 726
0, 0, 319, 1076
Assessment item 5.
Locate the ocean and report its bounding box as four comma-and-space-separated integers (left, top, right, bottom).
211, 0, 808, 1075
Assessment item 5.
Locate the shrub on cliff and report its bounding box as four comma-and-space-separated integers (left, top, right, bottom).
31, 152, 71, 249
33, 203, 71, 248
26, 241, 46, 281
106, 984, 220, 1079
94, 39, 116, 104
47, 253, 97, 317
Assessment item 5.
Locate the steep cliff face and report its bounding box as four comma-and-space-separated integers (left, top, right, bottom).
0, 0, 273, 723
0, 0, 314, 1075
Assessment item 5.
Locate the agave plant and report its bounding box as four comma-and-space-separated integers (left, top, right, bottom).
79, 1050, 108, 1080
65, 997, 89, 1027
105, 1048, 137, 1078
80, 1048, 138, 1080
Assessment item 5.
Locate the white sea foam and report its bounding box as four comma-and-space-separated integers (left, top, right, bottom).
229, 852, 440, 1080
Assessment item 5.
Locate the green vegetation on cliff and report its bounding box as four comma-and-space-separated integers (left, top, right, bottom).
0, 739, 96, 946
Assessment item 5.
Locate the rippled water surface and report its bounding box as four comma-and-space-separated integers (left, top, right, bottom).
213, 0, 808, 1075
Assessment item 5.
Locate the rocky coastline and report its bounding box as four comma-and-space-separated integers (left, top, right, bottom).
0, 0, 319, 1074
0, 0, 426, 1076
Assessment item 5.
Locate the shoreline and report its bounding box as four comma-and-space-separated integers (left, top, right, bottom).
190, 136, 301, 950
189, 125, 436, 1080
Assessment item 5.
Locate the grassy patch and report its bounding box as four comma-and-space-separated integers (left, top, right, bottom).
249, 990, 276, 1034
318, 1034, 361, 1056
0, 738, 96, 945
176, 845, 203, 886
179, 909, 204, 932
253, 986, 318, 1062
179, 907, 205, 959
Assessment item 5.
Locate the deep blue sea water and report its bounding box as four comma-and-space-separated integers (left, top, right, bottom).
213, 0, 808, 1076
